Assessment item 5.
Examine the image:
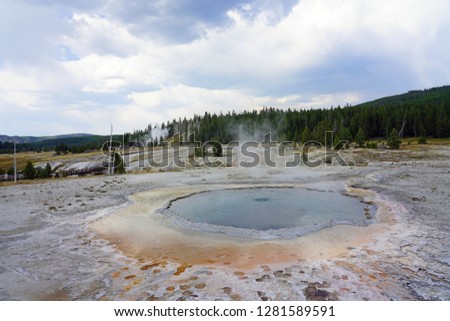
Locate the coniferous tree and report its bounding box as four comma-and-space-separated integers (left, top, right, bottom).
23, 161, 36, 180
388, 128, 401, 149
339, 127, 352, 148
43, 162, 52, 178
339, 127, 352, 142
333, 134, 343, 149
301, 126, 312, 143
355, 127, 366, 147
418, 123, 427, 144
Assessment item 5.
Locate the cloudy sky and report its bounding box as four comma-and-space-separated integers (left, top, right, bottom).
0, 0, 449, 136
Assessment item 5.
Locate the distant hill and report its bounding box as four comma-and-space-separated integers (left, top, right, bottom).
0, 134, 122, 154
355, 86, 450, 109
0, 135, 41, 144
0, 133, 93, 144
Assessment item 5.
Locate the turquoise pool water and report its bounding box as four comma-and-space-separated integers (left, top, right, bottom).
165, 188, 372, 234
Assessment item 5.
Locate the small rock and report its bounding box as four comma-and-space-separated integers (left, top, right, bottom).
303, 283, 338, 301
257, 291, 270, 301
255, 274, 271, 282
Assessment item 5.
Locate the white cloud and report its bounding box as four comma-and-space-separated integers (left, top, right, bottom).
126, 85, 268, 125
61, 13, 169, 93
0, 0, 449, 135
58, 1, 450, 95
121, 85, 360, 131
0, 66, 49, 110
171, 0, 450, 88
67, 13, 141, 57
0, 68, 40, 93
63, 54, 164, 93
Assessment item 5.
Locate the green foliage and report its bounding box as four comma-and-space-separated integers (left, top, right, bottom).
313, 120, 332, 144
23, 161, 36, 180
301, 126, 312, 143
35, 167, 43, 179
43, 162, 52, 178
55, 143, 69, 154
339, 127, 352, 141
355, 127, 366, 147
122, 86, 447, 147
7, 167, 14, 175
338, 127, 352, 149
26, 162, 52, 179
357, 86, 450, 109
333, 134, 343, 149
388, 128, 401, 149
0, 168, 5, 175
418, 123, 427, 144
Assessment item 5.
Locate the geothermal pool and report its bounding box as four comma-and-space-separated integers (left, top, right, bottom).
163, 187, 374, 239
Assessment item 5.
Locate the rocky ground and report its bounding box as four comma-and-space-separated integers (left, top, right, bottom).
0, 145, 449, 301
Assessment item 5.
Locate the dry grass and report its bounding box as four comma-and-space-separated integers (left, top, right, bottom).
0, 151, 102, 171
367, 137, 450, 146
400, 138, 450, 151
426, 137, 450, 145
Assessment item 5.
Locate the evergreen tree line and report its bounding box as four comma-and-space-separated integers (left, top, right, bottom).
125, 86, 450, 146
22, 161, 53, 179
127, 98, 449, 147
2, 86, 449, 154
0, 161, 54, 180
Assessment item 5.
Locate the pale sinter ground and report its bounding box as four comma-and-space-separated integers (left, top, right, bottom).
0, 145, 449, 301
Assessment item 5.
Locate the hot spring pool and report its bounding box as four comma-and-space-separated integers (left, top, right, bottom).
162, 187, 374, 239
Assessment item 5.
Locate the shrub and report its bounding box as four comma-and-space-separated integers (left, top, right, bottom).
418, 136, 427, 144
